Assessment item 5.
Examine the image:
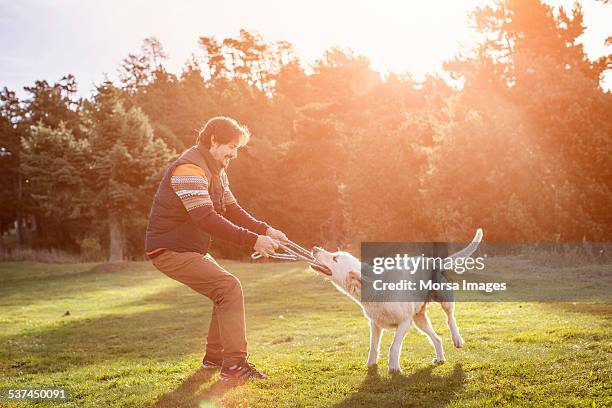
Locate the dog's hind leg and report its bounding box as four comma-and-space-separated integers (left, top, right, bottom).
366, 320, 383, 367
441, 302, 464, 348
388, 318, 412, 372
413, 312, 446, 364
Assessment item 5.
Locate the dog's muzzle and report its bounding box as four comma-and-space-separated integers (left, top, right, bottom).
310, 248, 332, 276
310, 263, 332, 276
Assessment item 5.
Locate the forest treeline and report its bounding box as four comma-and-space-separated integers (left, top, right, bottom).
1, 0, 611, 260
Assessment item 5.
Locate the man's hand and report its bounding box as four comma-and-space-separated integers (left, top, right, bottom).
254, 235, 279, 258
266, 227, 288, 243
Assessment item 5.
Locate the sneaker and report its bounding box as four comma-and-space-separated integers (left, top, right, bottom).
201, 355, 223, 371
219, 359, 269, 382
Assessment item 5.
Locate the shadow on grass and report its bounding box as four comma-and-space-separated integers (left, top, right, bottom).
333, 364, 465, 408
150, 370, 235, 408
1, 285, 213, 374
1, 276, 324, 375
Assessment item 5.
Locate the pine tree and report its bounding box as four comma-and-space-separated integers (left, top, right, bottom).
0, 88, 25, 249
86, 82, 174, 260
119, 37, 169, 94
0, 92, 17, 251
22, 75, 84, 138
20, 123, 92, 249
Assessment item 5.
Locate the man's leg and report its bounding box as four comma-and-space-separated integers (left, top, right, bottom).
205, 306, 223, 361
151, 250, 247, 366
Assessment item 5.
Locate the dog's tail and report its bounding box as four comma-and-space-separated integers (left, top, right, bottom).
445, 228, 483, 261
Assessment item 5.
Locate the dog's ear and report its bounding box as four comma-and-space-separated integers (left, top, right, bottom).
346, 271, 362, 293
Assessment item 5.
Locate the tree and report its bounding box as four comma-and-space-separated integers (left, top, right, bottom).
16, 75, 87, 250
436, 0, 612, 241
22, 75, 84, 138
0, 88, 26, 250
20, 123, 93, 249
119, 37, 169, 94
86, 82, 174, 260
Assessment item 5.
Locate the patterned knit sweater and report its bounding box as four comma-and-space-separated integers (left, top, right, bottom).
165, 163, 268, 248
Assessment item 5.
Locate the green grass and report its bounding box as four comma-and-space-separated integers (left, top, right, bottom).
0, 260, 610, 407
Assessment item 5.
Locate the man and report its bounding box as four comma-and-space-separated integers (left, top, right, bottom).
145, 116, 286, 382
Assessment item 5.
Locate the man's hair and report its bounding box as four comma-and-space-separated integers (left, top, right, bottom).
196, 116, 250, 148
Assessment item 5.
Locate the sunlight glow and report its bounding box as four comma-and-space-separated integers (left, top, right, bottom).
0, 0, 609, 94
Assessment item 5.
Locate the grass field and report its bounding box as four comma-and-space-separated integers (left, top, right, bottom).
0, 260, 610, 407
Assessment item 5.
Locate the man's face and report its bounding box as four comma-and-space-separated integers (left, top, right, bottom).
210, 139, 239, 168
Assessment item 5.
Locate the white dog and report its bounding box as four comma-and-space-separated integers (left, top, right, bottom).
311, 229, 483, 372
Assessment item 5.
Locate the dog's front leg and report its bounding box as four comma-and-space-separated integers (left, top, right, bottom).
366, 320, 383, 367
388, 318, 412, 372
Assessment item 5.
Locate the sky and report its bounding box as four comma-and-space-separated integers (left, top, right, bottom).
1, 0, 610, 98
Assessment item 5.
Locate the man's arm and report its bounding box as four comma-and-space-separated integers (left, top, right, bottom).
223, 188, 269, 235
171, 164, 258, 247
222, 181, 288, 241
226, 201, 290, 242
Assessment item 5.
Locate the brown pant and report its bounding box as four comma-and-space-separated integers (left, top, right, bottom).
151, 250, 247, 366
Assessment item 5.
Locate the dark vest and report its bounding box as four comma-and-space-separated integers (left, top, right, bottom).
145, 146, 224, 255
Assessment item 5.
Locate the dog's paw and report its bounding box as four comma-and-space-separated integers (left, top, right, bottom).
432, 357, 446, 365
388, 365, 402, 374
453, 336, 465, 348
